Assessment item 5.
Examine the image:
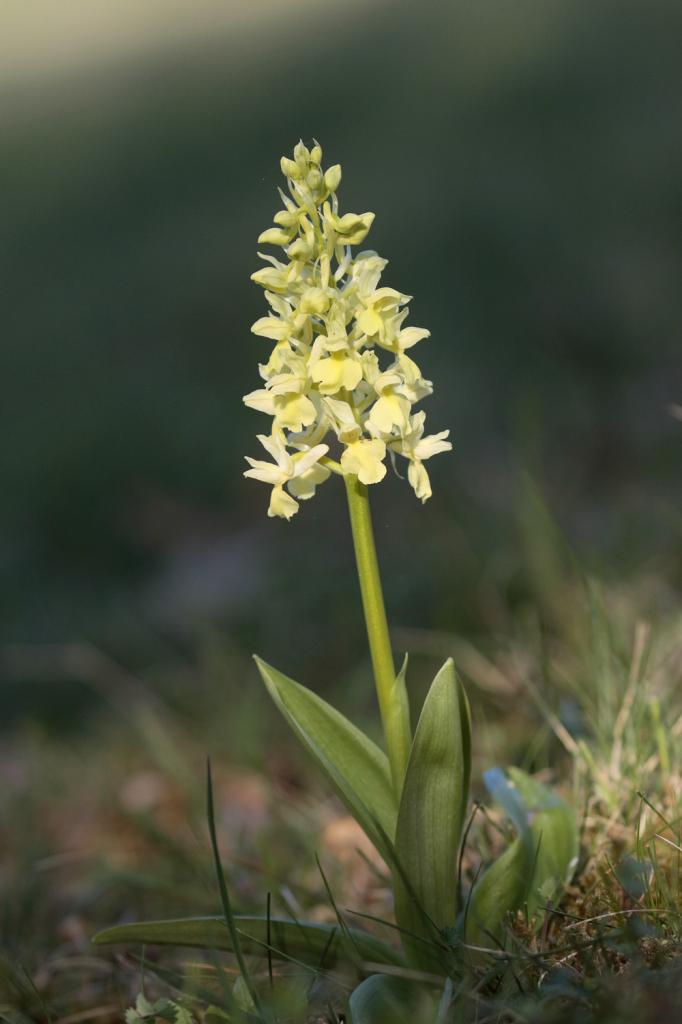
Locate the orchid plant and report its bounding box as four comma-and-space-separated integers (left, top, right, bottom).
242, 139, 452, 795
96, 143, 578, 1018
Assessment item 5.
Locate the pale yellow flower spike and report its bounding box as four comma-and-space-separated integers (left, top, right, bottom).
243, 141, 452, 518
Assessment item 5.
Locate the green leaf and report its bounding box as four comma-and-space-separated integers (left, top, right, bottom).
348, 974, 431, 1024
388, 654, 412, 794
393, 659, 471, 966
506, 767, 578, 917
232, 975, 255, 1014
255, 656, 398, 859
465, 768, 578, 946
93, 914, 403, 967
464, 836, 529, 948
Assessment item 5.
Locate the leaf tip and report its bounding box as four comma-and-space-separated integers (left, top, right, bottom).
252, 654, 271, 680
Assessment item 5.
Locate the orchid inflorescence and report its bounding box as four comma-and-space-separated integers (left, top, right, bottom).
243, 140, 452, 519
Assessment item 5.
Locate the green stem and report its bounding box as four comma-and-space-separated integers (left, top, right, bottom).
344, 474, 411, 793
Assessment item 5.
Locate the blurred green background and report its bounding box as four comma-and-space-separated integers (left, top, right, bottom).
3, 0, 682, 722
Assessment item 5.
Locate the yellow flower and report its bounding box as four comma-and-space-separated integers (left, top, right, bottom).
311, 350, 363, 395
244, 434, 329, 519
251, 294, 310, 345
341, 438, 387, 485
367, 370, 411, 433
243, 382, 317, 434
323, 204, 375, 246
390, 411, 452, 504
288, 461, 331, 500
395, 354, 433, 404
356, 287, 410, 342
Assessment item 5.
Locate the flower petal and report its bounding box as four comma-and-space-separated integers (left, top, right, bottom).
341, 438, 387, 485
408, 460, 432, 503
268, 486, 299, 520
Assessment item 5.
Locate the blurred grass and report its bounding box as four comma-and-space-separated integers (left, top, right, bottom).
2, 0, 682, 663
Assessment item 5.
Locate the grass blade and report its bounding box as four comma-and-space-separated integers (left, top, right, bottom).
206, 759, 265, 1021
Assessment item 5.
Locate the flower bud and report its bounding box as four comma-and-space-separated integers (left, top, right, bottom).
293, 140, 309, 165
258, 227, 293, 246
287, 237, 313, 261
324, 164, 342, 193
251, 267, 287, 290
344, 212, 375, 245
274, 209, 299, 228
310, 143, 323, 165
280, 156, 301, 179
306, 168, 323, 191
